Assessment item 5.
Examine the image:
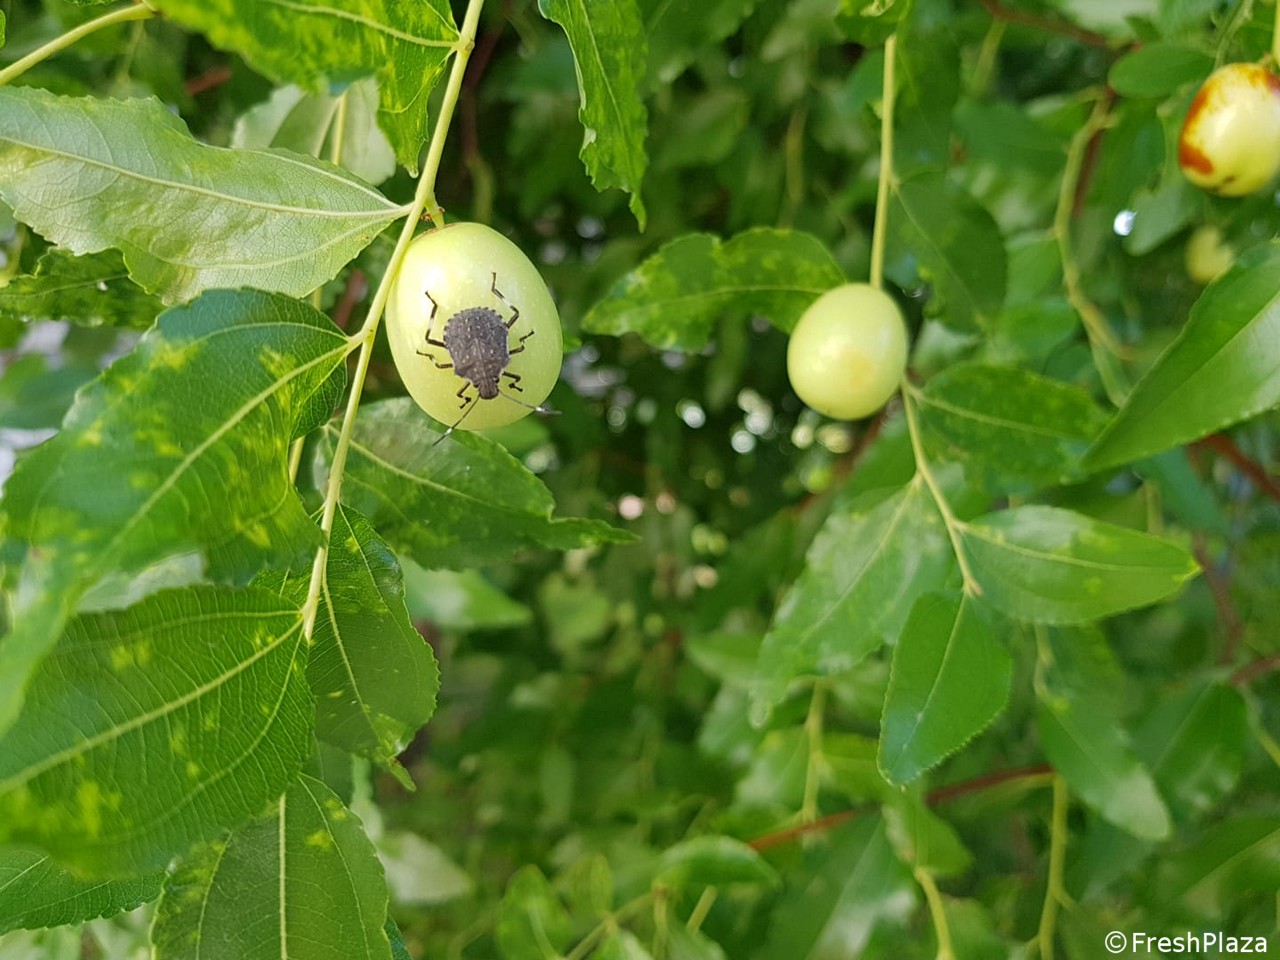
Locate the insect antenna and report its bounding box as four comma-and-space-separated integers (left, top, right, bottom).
432, 399, 479, 447
499, 389, 560, 416
432, 393, 560, 448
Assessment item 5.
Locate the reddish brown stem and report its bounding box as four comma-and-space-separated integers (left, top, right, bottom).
184, 64, 232, 97
1197, 433, 1280, 504
927, 763, 1054, 805
460, 1, 509, 168
1231, 653, 1280, 687
1193, 535, 1244, 665
975, 0, 1111, 48
748, 763, 1055, 852
1072, 87, 1115, 219
331, 269, 367, 331
749, 809, 861, 852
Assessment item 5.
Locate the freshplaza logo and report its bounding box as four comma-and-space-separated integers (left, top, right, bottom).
1105, 931, 1270, 954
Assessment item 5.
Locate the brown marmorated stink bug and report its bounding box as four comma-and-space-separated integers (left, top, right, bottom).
417, 272, 553, 441
384, 222, 563, 434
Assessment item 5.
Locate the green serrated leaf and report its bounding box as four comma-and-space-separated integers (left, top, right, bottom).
402, 563, 532, 631
641, 0, 759, 87
953, 100, 1067, 175
752, 478, 952, 723
0, 86, 403, 303
894, 6, 959, 168
233, 78, 397, 187
882, 794, 972, 876
538, 0, 649, 227
1133, 450, 1229, 536
1037, 628, 1171, 841
387, 918, 413, 960
958, 505, 1199, 624
1107, 42, 1212, 98
1154, 817, 1280, 915
585, 228, 844, 351
0, 848, 161, 934
1085, 241, 1280, 471
0, 289, 347, 736
379, 831, 473, 906
838, 0, 914, 44
1134, 682, 1247, 823
264, 505, 438, 776
151, 775, 392, 960
0, 586, 313, 877
1123, 172, 1199, 257
878, 593, 1010, 785
149, 0, 457, 174
316, 399, 630, 569
0, 249, 159, 330
655, 836, 779, 889
596, 931, 655, 960
889, 170, 1006, 330
940, 899, 1012, 960
495, 866, 573, 960
913, 364, 1110, 491
0, 355, 96, 431
757, 818, 915, 960
666, 926, 728, 960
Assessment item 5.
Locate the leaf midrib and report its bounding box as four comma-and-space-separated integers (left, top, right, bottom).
0, 610, 303, 793
2, 136, 399, 217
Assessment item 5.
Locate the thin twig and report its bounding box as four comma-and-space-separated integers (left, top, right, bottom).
1197, 433, 1280, 504
184, 64, 232, 97
1231, 653, 1280, 687
460, 0, 508, 166
0, 2, 156, 86
747, 763, 1055, 851
975, 0, 1110, 49
331, 269, 367, 332
1192, 535, 1244, 665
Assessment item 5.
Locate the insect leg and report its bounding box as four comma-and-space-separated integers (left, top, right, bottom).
416, 288, 454, 365
491, 272, 520, 328
502, 370, 524, 392
423, 289, 447, 348
455, 382, 474, 408
508, 327, 535, 355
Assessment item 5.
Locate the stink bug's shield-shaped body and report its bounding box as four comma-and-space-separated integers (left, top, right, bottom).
442, 307, 514, 400
418, 272, 539, 439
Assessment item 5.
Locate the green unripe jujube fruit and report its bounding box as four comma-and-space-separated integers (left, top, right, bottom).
786, 283, 908, 420
385, 222, 562, 431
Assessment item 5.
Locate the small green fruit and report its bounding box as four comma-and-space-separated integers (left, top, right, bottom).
786, 283, 908, 420
1184, 224, 1235, 285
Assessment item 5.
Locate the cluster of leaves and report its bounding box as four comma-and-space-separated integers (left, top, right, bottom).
1, 0, 1279, 959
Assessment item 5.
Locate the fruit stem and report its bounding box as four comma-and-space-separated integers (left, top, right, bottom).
800, 679, 828, 824
870, 34, 897, 292
1035, 774, 1071, 960
915, 866, 956, 960
300, 0, 486, 642
1053, 92, 1129, 402
0, 2, 155, 87
901, 383, 981, 594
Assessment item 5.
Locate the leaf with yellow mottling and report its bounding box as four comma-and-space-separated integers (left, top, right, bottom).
958, 506, 1199, 624
152, 775, 393, 960
0, 586, 312, 877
